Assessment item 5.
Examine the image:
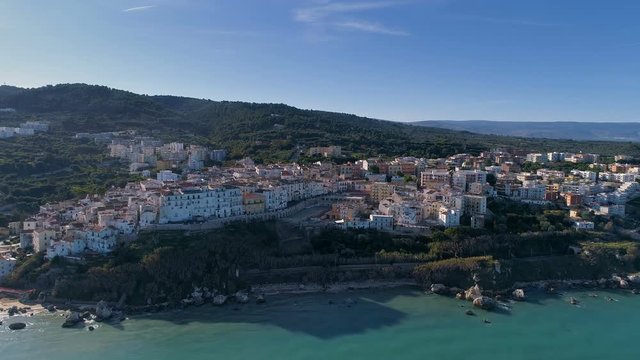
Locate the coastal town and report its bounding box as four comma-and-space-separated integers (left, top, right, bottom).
1, 133, 639, 280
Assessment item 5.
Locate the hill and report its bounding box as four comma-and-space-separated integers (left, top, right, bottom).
1, 83, 640, 220
2, 84, 639, 161
413, 120, 640, 142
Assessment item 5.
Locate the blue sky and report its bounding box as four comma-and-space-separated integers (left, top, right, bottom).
1, 0, 639, 122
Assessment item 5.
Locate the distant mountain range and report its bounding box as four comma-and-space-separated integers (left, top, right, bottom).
412, 120, 640, 142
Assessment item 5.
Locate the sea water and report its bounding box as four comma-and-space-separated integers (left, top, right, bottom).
1, 288, 639, 360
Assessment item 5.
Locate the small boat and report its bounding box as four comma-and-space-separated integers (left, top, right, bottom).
569, 297, 579, 305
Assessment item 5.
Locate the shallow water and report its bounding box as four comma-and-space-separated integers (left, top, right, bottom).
1, 288, 639, 360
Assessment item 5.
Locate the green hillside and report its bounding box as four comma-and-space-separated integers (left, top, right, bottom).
1, 83, 639, 221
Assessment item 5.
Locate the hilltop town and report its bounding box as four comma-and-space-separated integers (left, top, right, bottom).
2, 131, 639, 281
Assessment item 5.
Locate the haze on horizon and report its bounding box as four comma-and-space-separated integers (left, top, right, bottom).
1, 0, 639, 123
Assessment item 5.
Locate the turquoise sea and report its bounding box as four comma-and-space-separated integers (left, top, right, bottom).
1, 287, 639, 360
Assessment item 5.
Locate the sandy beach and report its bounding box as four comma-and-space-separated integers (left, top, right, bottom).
0, 297, 45, 319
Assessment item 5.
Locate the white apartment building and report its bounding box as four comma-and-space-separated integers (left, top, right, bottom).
157, 170, 179, 182
32, 229, 57, 252
439, 207, 460, 228
452, 170, 487, 192
158, 186, 244, 223
511, 185, 546, 201
369, 214, 394, 231
526, 153, 546, 163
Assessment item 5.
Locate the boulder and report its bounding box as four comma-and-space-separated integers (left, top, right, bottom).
212, 295, 227, 306
62, 312, 83, 328
430, 284, 448, 295
472, 296, 496, 311
95, 300, 113, 321
8, 306, 19, 316
628, 274, 640, 285
449, 287, 464, 296
465, 310, 476, 316
256, 294, 266, 304
619, 280, 630, 289
465, 285, 482, 301
234, 291, 249, 304
8, 322, 26, 330
46, 305, 56, 313
455, 292, 465, 300
512, 289, 526, 301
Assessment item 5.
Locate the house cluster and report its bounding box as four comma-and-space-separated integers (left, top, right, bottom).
0, 120, 49, 138
327, 149, 639, 230
329, 156, 492, 229
8, 158, 354, 260
107, 137, 227, 174
9, 145, 640, 261
11, 187, 145, 260
505, 151, 640, 229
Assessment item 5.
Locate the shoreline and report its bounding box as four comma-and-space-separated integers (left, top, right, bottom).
250, 279, 418, 296
0, 297, 45, 320
3, 274, 638, 320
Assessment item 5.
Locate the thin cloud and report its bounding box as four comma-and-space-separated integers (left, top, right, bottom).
294, 1, 410, 36
123, 5, 156, 13
336, 20, 409, 36
294, 1, 400, 23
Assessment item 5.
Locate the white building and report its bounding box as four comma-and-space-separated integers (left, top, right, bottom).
574, 221, 595, 230
526, 153, 547, 163
157, 170, 180, 182
158, 186, 244, 223
439, 207, 460, 228
46, 241, 71, 259
369, 214, 394, 231
32, 229, 57, 253
596, 204, 625, 217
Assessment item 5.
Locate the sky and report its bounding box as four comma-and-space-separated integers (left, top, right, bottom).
0, 0, 639, 122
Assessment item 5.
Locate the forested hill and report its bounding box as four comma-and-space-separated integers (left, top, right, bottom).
1, 84, 640, 162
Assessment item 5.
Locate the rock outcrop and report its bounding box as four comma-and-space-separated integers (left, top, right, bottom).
473, 296, 496, 311
465, 285, 482, 301
512, 289, 526, 301
62, 312, 83, 328
95, 300, 113, 321
234, 291, 249, 304
212, 295, 227, 306
430, 284, 448, 295
8, 322, 26, 330
628, 274, 640, 285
